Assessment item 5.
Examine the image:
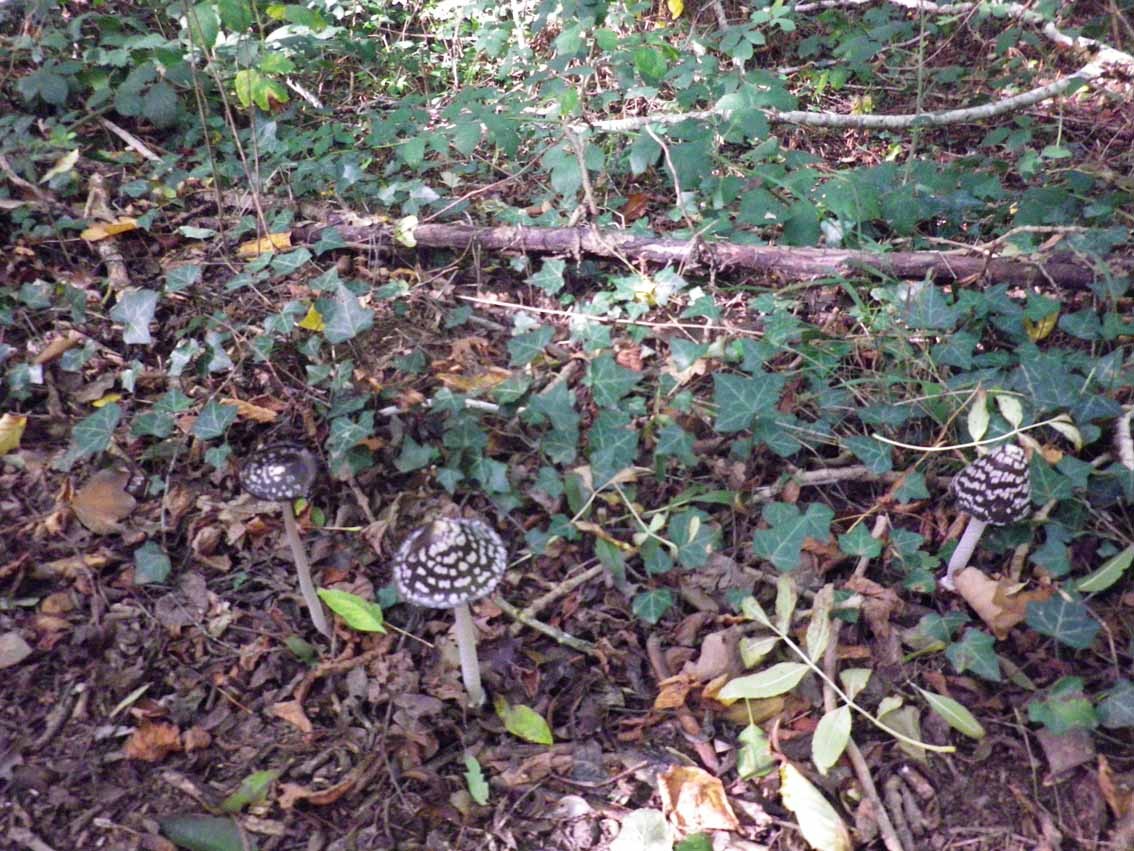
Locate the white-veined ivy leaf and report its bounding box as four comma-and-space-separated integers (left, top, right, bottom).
72, 403, 122, 457
165, 264, 201, 294
508, 325, 554, 367
110, 288, 158, 345
610, 809, 673, 851
134, 541, 172, 585
779, 762, 852, 851
158, 815, 244, 851
1025, 596, 1099, 649
845, 435, 892, 474
317, 589, 385, 632
632, 588, 673, 624
586, 352, 641, 407
712, 371, 785, 434
944, 628, 1001, 681
718, 662, 809, 701
915, 686, 985, 739
1099, 680, 1134, 729
668, 508, 717, 569
751, 502, 834, 572
1026, 677, 1097, 734
898, 280, 957, 331
837, 523, 883, 559
464, 754, 489, 805
812, 705, 852, 776
737, 722, 775, 779
322, 282, 373, 344
494, 698, 554, 745
529, 258, 566, 295
1077, 544, 1134, 593
192, 400, 238, 440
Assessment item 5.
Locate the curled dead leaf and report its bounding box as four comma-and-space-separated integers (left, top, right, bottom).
658, 764, 740, 834
954, 568, 1053, 638
124, 721, 182, 762
270, 699, 313, 734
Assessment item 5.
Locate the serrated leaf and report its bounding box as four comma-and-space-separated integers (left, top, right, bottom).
317, 589, 385, 632
812, 705, 852, 776
779, 762, 852, 851
464, 754, 489, 805
110, 288, 159, 345
1076, 544, 1134, 593
719, 662, 810, 701
494, 698, 554, 745
915, 686, 985, 739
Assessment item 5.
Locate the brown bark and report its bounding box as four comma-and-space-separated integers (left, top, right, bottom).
300, 221, 1120, 290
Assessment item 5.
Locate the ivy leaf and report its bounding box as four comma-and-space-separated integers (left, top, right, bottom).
586, 352, 641, 407
322, 282, 373, 344
494, 698, 554, 744
712, 372, 785, 434
110, 288, 159, 345
508, 326, 554, 367
632, 588, 673, 624
837, 523, 882, 559
845, 436, 892, 474
751, 502, 834, 572
317, 589, 385, 632
1027, 677, 1098, 734
134, 541, 172, 585
529, 258, 566, 295
71, 404, 122, 458
192, 401, 238, 440
1099, 680, 1134, 729
1026, 597, 1099, 649
668, 509, 717, 569
158, 815, 245, 851
944, 628, 1001, 682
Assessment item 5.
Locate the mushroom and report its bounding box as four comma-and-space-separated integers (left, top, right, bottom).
240, 443, 332, 639
393, 517, 508, 707
942, 443, 1031, 590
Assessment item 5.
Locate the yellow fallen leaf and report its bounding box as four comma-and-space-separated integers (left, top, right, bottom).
41, 149, 79, 183
0, 413, 27, 454
297, 303, 325, 332
667, 0, 684, 17
92, 394, 122, 408
221, 397, 279, 423
81, 218, 139, 241
237, 232, 292, 257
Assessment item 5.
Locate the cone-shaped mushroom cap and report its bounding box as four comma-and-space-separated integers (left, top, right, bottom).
394, 517, 508, 608
950, 443, 1031, 524
240, 444, 319, 501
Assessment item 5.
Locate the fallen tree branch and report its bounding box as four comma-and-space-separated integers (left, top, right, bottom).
299, 221, 1117, 288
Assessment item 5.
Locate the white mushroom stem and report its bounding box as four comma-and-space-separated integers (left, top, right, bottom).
279, 500, 333, 639
943, 516, 988, 591
452, 602, 484, 708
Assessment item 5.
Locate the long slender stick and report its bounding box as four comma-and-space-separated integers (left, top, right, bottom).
280, 501, 332, 639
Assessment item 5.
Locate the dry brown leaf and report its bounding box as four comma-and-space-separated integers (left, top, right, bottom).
954, 568, 1052, 638
657, 765, 740, 834
278, 774, 357, 809
33, 552, 111, 581
182, 726, 212, 752
270, 699, 313, 734
654, 674, 695, 711
237, 233, 292, 257
0, 632, 33, 669
71, 468, 136, 534
221, 397, 279, 424
124, 721, 182, 762
1099, 755, 1134, 819
435, 369, 510, 394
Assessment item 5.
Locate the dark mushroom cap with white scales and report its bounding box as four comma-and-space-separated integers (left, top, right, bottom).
240, 444, 319, 502
394, 517, 508, 608
950, 443, 1031, 524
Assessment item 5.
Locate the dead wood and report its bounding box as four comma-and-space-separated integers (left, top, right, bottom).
298, 221, 1118, 290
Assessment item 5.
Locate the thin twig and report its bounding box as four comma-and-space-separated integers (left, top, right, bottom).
494, 595, 596, 656
507, 562, 605, 636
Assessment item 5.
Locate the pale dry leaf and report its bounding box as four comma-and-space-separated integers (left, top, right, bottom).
657, 764, 740, 833
0, 632, 33, 669
220, 397, 279, 424
270, 699, 313, 734
71, 468, 137, 534
124, 721, 182, 762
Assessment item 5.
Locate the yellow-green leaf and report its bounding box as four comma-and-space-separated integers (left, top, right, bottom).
1076, 544, 1134, 593
297, 303, 325, 331
779, 762, 852, 851
0, 413, 27, 454
494, 697, 554, 745
812, 705, 851, 776
719, 662, 809, 701
316, 589, 385, 633
915, 686, 985, 739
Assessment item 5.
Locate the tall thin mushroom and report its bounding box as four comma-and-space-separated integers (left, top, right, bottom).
393, 517, 508, 708
240, 444, 332, 639
942, 443, 1031, 590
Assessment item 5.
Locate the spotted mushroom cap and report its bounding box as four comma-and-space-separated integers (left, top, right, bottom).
950, 443, 1031, 525
394, 517, 508, 608
240, 443, 319, 502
